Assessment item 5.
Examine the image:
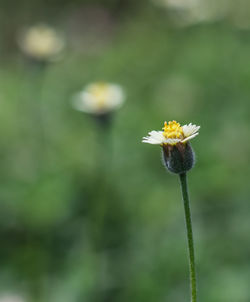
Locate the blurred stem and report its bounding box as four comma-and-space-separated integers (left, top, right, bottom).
179, 173, 197, 302
91, 114, 115, 301
91, 114, 113, 248
25, 62, 48, 301
95, 114, 113, 182
28, 61, 48, 173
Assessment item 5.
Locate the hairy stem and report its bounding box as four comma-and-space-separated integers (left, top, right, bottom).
179, 172, 197, 302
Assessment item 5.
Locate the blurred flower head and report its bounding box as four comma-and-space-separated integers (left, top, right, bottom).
152, 0, 228, 25
18, 24, 65, 61
0, 294, 25, 302
72, 82, 125, 115
161, 0, 199, 10
142, 120, 200, 145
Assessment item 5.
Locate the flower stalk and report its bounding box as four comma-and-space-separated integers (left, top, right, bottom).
179, 172, 197, 302
142, 120, 200, 301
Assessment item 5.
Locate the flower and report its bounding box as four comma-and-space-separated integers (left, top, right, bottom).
0, 294, 25, 302
152, 0, 227, 26
142, 120, 200, 174
18, 24, 65, 61
142, 120, 200, 145
72, 82, 125, 115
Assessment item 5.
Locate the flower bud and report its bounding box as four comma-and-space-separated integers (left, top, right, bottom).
162, 142, 195, 174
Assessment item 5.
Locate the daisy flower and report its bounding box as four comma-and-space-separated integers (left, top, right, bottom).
142, 120, 201, 301
143, 120, 200, 174
72, 82, 125, 115
142, 120, 200, 145
18, 24, 65, 61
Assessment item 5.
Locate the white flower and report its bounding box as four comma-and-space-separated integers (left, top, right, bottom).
18, 24, 65, 61
152, 0, 227, 25
0, 294, 25, 302
160, 0, 199, 10
142, 120, 200, 145
72, 82, 125, 114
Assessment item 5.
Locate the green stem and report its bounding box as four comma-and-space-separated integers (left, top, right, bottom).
179, 172, 197, 302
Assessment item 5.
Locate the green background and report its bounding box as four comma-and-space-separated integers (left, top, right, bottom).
0, 1, 250, 301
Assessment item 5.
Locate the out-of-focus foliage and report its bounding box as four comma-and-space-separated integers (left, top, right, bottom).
1, 1, 250, 301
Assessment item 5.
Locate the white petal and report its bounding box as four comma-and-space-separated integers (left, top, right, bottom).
148, 131, 165, 140
142, 138, 161, 144
142, 131, 166, 144
182, 123, 200, 137
181, 132, 199, 143
165, 138, 181, 145
105, 84, 125, 107
71, 93, 97, 114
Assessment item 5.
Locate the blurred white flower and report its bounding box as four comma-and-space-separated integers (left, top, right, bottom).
160, 0, 199, 10
0, 294, 25, 302
152, 0, 228, 25
18, 24, 65, 61
72, 82, 125, 115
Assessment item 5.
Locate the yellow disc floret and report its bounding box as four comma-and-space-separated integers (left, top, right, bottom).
163, 120, 184, 139
88, 83, 109, 107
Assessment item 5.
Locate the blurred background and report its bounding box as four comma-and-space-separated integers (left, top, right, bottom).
1, 0, 250, 301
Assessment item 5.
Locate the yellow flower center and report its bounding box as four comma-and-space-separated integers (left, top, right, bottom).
88, 83, 110, 107
163, 120, 184, 139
